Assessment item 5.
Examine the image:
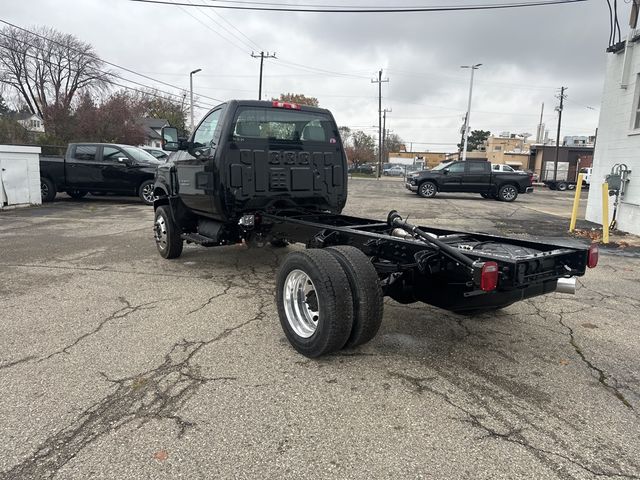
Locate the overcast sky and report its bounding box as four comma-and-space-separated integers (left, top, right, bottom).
4, 0, 627, 151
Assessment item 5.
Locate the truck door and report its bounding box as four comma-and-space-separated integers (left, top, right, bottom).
440, 161, 465, 191
65, 145, 101, 188
101, 146, 139, 193
174, 107, 224, 214
461, 161, 491, 191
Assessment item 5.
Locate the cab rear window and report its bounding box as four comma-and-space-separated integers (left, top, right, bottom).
232, 107, 336, 143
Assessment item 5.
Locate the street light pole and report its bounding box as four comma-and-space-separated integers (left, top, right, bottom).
190, 68, 202, 132
460, 63, 482, 161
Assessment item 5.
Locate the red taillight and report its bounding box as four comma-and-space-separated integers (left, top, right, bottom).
587, 244, 598, 268
272, 101, 300, 110
480, 261, 499, 291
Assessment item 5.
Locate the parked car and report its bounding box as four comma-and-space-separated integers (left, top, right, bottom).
491, 164, 527, 174
579, 167, 592, 186
406, 160, 533, 201
348, 164, 374, 174
142, 147, 170, 161
39, 143, 162, 205
383, 165, 405, 176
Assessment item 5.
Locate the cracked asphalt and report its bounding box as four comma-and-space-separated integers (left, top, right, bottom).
1, 180, 639, 479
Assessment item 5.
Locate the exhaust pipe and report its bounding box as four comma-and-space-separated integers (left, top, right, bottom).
556, 277, 577, 295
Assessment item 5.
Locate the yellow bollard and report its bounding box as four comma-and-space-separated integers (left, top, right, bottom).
602, 182, 609, 244
569, 173, 584, 232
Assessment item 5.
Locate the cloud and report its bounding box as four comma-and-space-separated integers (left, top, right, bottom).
4, 0, 623, 150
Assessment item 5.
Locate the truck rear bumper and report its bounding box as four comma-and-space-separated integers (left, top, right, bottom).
525, 186, 534, 193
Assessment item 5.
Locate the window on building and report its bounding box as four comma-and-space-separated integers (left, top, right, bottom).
494, 146, 502, 151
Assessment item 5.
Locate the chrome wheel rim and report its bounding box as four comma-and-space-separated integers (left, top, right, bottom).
502, 186, 517, 201
283, 269, 319, 338
154, 215, 167, 250
420, 183, 435, 197
142, 183, 155, 203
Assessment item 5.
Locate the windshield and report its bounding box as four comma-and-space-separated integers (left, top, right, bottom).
123, 147, 162, 164
579, 168, 590, 173
432, 162, 453, 171
232, 107, 337, 143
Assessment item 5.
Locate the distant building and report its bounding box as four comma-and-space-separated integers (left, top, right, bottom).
12, 112, 45, 134
484, 135, 529, 169
388, 151, 448, 169
529, 144, 593, 182
139, 118, 169, 149
585, 10, 640, 235
563, 135, 596, 147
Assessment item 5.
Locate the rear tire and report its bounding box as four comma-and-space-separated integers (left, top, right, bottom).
498, 184, 518, 202
276, 249, 354, 358
139, 180, 156, 205
154, 205, 183, 259
418, 181, 437, 198
40, 177, 56, 202
556, 182, 568, 191
326, 246, 384, 349
66, 189, 87, 199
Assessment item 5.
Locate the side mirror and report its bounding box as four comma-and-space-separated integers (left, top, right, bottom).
162, 126, 180, 152
443, 168, 450, 174
117, 156, 132, 166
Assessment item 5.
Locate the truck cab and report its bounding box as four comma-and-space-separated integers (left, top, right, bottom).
154, 100, 347, 252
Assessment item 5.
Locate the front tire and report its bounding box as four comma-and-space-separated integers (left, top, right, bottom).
418, 181, 437, 198
40, 177, 56, 202
154, 205, 183, 259
556, 182, 568, 191
326, 246, 384, 349
498, 184, 518, 202
139, 180, 156, 205
276, 249, 354, 358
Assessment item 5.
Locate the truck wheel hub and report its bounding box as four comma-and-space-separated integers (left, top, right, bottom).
283, 269, 319, 338
142, 184, 155, 203
502, 186, 516, 200
154, 216, 167, 249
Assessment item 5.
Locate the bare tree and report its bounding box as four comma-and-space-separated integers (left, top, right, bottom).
0, 25, 111, 137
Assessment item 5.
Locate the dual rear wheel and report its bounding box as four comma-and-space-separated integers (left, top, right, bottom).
276, 246, 384, 358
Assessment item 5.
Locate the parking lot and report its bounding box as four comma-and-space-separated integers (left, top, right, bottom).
1, 180, 639, 479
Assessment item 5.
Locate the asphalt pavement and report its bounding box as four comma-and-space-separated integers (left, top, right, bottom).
0, 182, 638, 479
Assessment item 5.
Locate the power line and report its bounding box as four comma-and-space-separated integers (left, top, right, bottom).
178, 0, 255, 54
0, 19, 223, 103
0, 33, 216, 110
130, 0, 587, 13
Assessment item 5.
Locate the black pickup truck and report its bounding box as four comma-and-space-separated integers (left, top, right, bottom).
406, 160, 534, 201
153, 99, 597, 358
39, 143, 161, 204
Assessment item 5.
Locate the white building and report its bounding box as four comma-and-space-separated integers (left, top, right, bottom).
13, 112, 45, 134
586, 28, 640, 235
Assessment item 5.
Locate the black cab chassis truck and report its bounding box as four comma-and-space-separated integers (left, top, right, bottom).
153, 100, 598, 358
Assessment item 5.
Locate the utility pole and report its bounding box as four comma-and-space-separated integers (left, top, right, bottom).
536, 102, 545, 143
458, 112, 468, 160
189, 68, 202, 132
371, 69, 389, 178
251, 51, 276, 100
553, 87, 567, 181
382, 108, 392, 162
460, 63, 482, 161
